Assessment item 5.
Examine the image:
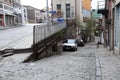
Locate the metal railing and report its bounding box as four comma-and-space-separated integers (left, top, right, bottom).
33, 22, 66, 45
97, 1, 105, 9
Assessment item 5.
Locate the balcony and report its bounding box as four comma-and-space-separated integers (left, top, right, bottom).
96, 18, 105, 31
97, 1, 108, 16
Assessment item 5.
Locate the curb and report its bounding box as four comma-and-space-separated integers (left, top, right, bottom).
0, 25, 24, 30
96, 57, 102, 80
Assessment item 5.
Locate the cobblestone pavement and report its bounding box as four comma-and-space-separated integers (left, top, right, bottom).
96, 45, 120, 80
0, 43, 96, 80
1, 43, 120, 80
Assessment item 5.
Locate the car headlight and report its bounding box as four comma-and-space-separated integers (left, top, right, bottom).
81, 40, 83, 42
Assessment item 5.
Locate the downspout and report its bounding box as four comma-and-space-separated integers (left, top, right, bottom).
3, 4, 6, 27
75, 0, 78, 37
51, 0, 53, 24
75, 0, 77, 21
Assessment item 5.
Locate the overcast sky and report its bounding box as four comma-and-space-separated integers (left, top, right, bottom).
91, 0, 99, 9
21, 0, 51, 9
21, 0, 99, 9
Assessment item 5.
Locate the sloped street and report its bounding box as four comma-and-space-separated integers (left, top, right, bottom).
0, 43, 96, 80
0, 43, 120, 80
0, 24, 33, 50
0, 23, 48, 50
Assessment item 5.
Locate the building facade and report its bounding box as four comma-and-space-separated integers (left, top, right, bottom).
23, 6, 42, 23
13, 0, 22, 25
114, 0, 120, 55
96, 0, 120, 56
82, 0, 91, 10
21, 5, 28, 24
0, 0, 15, 27
82, 0, 92, 18
51, 0, 83, 21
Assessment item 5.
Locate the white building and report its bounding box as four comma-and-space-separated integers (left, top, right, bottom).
21, 5, 28, 24
40, 9, 47, 23
0, 1, 15, 27
51, 0, 83, 21
13, 0, 22, 25
21, 5, 45, 24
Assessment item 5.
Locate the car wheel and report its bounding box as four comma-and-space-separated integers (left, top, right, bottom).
63, 48, 65, 51
74, 48, 77, 51
76, 48, 77, 51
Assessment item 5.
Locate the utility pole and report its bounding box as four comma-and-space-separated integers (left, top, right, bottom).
46, 0, 49, 24
46, 0, 51, 35
75, 0, 77, 20
51, 0, 53, 24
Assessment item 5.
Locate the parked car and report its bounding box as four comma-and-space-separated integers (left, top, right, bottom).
76, 36, 85, 47
63, 39, 78, 51
76, 39, 85, 47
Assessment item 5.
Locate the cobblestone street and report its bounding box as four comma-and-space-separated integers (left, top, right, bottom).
0, 0, 119, 79
0, 43, 120, 80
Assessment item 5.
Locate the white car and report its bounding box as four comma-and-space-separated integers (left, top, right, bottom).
63, 39, 78, 51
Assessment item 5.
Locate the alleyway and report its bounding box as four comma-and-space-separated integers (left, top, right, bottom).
0, 43, 120, 80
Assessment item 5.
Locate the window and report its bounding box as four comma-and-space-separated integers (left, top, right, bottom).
24, 9, 26, 13
24, 14, 26, 18
9, 0, 11, 3
0, 4, 3, 8
57, 4, 61, 10
4, 0, 7, 2
66, 4, 70, 18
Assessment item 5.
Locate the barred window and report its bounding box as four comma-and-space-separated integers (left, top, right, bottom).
66, 4, 70, 18
57, 4, 61, 10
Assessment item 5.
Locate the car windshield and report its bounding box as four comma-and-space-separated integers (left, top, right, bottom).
67, 40, 75, 44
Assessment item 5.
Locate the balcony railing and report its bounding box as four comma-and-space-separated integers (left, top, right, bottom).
33, 22, 66, 45
97, 1, 108, 15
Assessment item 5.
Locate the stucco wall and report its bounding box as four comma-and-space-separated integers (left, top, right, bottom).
115, 0, 120, 5
82, 0, 91, 10
82, 9, 91, 18
52, 0, 83, 21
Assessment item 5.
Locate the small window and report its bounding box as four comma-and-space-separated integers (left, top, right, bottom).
66, 4, 70, 18
4, 0, 7, 2
0, 4, 3, 8
9, 0, 11, 3
57, 4, 61, 10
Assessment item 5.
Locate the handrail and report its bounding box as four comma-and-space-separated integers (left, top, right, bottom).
33, 22, 66, 45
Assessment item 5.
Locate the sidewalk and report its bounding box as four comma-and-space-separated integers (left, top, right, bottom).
0, 26, 9, 30
96, 45, 120, 80
0, 25, 24, 30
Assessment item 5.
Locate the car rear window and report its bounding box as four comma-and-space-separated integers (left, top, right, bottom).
67, 40, 75, 43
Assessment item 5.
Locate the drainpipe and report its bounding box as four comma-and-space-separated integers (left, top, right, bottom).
46, 0, 50, 35
51, 0, 53, 10
75, 0, 78, 38
46, 0, 49, 24
3, 4, 6, 27
51, 0, 53, 24
75, 0, 77, 21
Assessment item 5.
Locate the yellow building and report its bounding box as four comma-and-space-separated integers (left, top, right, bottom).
82, 0, 92, 18
82, 0, 92, 10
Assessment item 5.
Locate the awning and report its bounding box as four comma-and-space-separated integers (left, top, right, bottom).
5, 12, 16, 16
